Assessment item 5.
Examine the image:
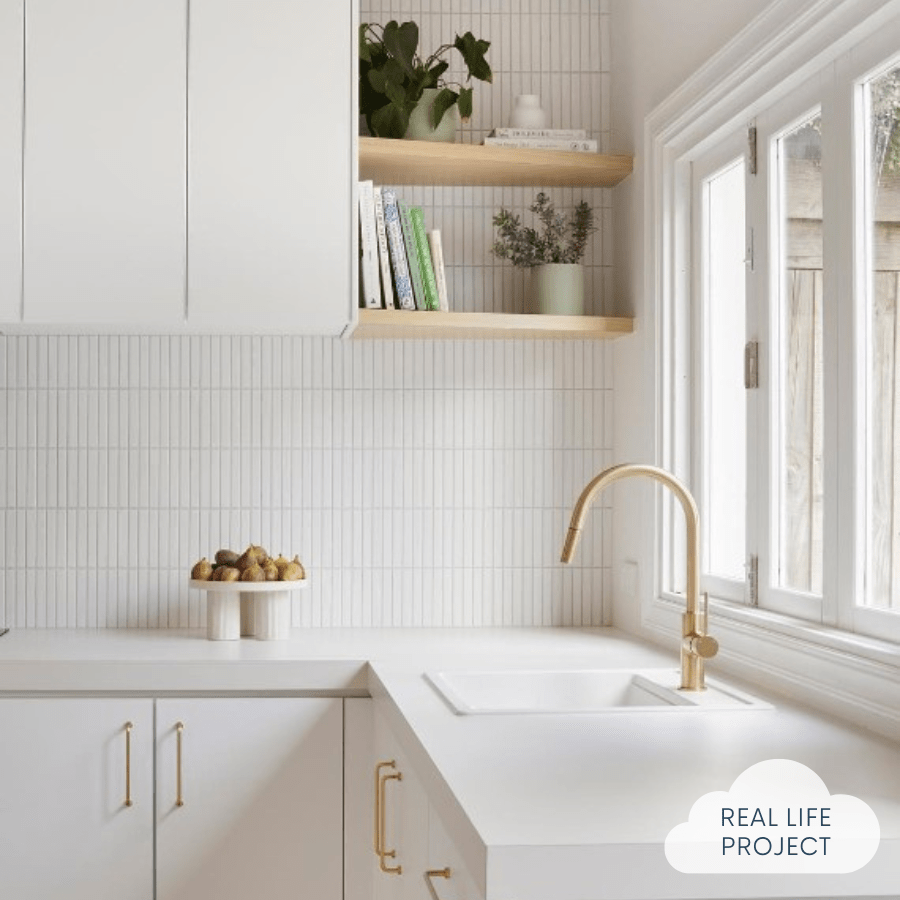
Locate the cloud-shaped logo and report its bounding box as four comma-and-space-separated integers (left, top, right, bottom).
665, 759, 880, 873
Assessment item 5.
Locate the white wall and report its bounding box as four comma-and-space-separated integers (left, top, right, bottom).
609, 0, 771, 633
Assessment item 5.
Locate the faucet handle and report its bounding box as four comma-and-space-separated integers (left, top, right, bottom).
685, 633, 719, 659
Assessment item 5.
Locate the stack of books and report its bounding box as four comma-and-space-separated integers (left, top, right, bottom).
482, 127, 597, 153
358, 180, 449, 313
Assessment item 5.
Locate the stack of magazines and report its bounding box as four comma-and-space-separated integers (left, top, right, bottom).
482, 127, 597, 153
358, 180, 449, 312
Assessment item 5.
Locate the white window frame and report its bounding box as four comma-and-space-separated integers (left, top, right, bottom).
643, 0, 900, 739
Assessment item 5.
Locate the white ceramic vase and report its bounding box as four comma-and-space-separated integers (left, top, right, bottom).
404, 88, 459, 142
532, 264, 584, 316
510, 94, 547, 129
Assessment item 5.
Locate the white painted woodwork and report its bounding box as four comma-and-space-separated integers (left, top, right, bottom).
187, 0, 352, 334
372, 708, 430, 900
345, 699, 376, 900
0, 0, 22, 321
428, 810, 486, 900
155, 697, 342, 900
23, 0, 186, 326
0, 698, 154, 900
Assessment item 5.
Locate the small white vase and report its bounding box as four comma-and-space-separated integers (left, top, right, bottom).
532, 264, 584, 316
510, 95, 547, 129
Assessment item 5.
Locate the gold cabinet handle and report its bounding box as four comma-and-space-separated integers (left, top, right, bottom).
374, 760, 402, 874
175, 722, 184, 807
124, 722, 133, 807
425, 867, 452, 900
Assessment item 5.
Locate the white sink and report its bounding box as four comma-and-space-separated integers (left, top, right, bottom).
425, 668, 771, 715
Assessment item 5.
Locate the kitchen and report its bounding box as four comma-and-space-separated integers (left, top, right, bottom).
1, 1, 900, 899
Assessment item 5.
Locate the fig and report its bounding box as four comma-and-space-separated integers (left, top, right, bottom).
191, 558, 213, 581
215, 549, 240, 566
241, 563, 266, 582
218, 566, 240, 583
273, 555, 290, 577
262, 559, 279, 581
281, 561, 304, 581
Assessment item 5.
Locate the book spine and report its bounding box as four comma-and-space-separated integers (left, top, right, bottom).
381, 189, 416, 311
372, 187, 396, 309
482, 137, 598, 152
427, 229, 449, 312
357, 180, 381, 309
399, 201, 427, 311
410, 208, 440, 311
491, 127, 587, 139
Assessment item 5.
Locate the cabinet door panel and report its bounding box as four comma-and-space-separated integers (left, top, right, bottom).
156, 697, 342, 900
0, 698, 154, 900
0, 0, 22, 321
24, 0, 186, 326
187, 0, 352, 334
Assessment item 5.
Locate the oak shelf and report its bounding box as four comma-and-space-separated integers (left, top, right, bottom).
351, 309, 634, 340
358, 136, 633, 188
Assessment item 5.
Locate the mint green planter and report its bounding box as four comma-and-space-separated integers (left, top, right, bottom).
404, 89, 459, 143
532, 264, 585, 315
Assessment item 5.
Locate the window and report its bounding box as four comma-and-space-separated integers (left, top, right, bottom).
674, 6, 900, 645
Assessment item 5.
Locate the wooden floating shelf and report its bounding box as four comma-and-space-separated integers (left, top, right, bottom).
352, 309, 634, 340
359, 137, 633, 188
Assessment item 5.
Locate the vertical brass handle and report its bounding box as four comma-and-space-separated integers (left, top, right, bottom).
374, 760, 402, 874
425, 868, 452, 900
124, 722, 133, 807
175, 722, 184, 807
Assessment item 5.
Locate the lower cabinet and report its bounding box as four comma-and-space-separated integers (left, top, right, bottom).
371, 706, 485, 900
0, 697, 343, 900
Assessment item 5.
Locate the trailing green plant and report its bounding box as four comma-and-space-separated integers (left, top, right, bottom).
359, 20, 492, 139
492, 193, 596, 267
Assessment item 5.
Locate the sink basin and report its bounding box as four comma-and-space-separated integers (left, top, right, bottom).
425, 668, 771, 715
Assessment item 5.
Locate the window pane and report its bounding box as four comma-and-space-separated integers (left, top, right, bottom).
865, 64, 900, 611
776, 113, 824, 595
705, 159, 746, 582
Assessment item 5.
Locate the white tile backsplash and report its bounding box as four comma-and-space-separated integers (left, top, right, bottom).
1, 336, 612, 628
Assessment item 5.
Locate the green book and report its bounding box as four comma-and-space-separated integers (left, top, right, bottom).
398, 201, 427, 310
410, 207, 440, 311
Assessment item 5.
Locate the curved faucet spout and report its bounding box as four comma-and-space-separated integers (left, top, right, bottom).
560, 463, 717, 691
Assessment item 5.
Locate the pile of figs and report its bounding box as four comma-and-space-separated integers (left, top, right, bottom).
191, 545, 305, 583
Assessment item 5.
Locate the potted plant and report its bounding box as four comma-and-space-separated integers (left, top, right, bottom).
359, 20, 492, 142
492, 192, 597, 315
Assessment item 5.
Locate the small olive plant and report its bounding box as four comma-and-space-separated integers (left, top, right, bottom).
492, 192, 596, 267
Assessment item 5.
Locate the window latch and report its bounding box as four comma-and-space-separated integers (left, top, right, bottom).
746, 555, 759, 607
744, 341, 759, 389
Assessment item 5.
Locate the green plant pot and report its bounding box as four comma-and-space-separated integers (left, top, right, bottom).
404, 88, 459, 142
532, 264, 585, 315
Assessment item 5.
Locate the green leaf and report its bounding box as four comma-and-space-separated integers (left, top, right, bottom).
383, 20, 418, 77
430, 87, 458, 129
422, 60, 449, 90
454, 32, 492, 83
371, 103, 410, 140
457, 87, 473, 122
384, 81, 407, 108
358, 24, 371, 63
366, 66, 388, 94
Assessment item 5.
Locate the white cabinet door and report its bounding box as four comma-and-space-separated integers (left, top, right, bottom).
187, 0, 353, 334
427, 809, 486, 900
373, 709, 431, 900
24, 0, 186, 327
0, 698, 154, 900
0, 0, 22, 322
156, 697, 343, 900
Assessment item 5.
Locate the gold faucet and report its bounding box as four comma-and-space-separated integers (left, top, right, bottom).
560, 463, 718, 691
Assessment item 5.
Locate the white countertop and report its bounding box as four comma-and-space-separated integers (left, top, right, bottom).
1, 626, 898, 899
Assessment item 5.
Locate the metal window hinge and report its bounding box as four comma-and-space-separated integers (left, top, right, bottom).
744, 227, 755, 271
746, 555, 759, 607
744, 341, 759, 389
748, 125, 758, 175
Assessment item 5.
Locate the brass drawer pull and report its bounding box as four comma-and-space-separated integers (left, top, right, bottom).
374, 760, 402, 874
425, 867, 452, 899
175, 722, 185, 807
124, 722, 133, 807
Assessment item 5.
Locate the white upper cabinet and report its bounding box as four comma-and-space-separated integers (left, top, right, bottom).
23, 0, 187, 327
0, 0, 22, 322
187, 0, 353, 335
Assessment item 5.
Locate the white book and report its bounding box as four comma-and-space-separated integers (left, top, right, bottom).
372, 187, 396, 309
427, 230, 449, 312
482, 137, 598, 153
491, 127, 587, 139
357, 180, 381, 309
